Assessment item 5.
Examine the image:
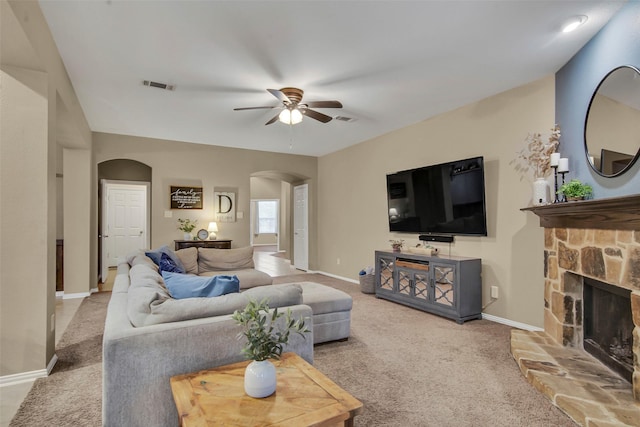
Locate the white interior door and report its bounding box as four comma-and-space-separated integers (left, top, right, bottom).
102, 181, 149, 279
293, 184, 308, 271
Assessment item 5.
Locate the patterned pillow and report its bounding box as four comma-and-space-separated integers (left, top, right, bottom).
159, 252, 184, 274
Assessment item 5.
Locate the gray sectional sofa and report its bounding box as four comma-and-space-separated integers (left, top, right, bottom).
102, 247, 353, 427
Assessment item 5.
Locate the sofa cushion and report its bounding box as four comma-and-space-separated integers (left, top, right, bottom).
175, 247, 198, 275
128, 282, 303, 327
198, 246, 254, 272
162, 271, 240, 299
145, 245, 185, 273
199, 269, 272, 289
159, 253, 184, 274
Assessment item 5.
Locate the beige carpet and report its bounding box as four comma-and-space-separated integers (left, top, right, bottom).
10, 274, 575, 426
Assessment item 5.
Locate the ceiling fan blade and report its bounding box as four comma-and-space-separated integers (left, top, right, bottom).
265, 113, 280, 125
267, 88, 291, 104
305, 100, 343, 109
302, 108, 332, 123
233, 106, 277, 111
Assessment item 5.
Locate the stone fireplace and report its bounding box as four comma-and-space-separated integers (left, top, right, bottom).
510, 195, 640, 426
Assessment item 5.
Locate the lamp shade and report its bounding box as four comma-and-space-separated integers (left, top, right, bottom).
207, 222, 218, 240
278, 108, 303, 125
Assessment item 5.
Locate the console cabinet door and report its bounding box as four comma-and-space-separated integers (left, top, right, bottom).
376, 254, 395, 293
431, 263, 457, 312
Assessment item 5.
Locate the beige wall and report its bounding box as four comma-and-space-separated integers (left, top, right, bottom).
63, 148, 93, 295
317, 76, 556, 328
93, 133, 317, 265
1, 0, 91, 378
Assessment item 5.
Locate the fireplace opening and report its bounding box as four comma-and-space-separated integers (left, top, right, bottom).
583, 277, 633, 383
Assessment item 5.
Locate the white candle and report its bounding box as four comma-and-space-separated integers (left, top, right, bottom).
558, 158, 569, 173
550, 153, 560, 167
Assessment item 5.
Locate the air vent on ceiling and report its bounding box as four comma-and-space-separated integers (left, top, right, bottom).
335, 116, 355, 122
143, 80, 175, 91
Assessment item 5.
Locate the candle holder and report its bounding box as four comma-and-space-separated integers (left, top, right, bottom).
558, 171, 568, 202
552, 165, 559, 203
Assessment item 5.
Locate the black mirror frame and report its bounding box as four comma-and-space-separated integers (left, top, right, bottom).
583, 64, 640, 178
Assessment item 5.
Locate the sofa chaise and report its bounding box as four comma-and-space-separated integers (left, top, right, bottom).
102, 246, 353, 427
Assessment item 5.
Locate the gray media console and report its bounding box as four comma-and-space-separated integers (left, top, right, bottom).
374, 250, 482, 324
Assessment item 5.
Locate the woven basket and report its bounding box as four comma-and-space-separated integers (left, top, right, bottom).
359, 274, 375, 294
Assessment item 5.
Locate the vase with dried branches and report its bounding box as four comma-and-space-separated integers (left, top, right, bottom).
511, 124, 561, 205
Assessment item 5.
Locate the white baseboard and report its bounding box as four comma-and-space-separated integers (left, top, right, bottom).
0, 354, 58, 388
313, 272, 542, 331
315, 271, 359, 285
47, 354, 58, 375
90, 287, 99, 294
56, 291, 64, 298
481, 313, 543, 331
62, 292, 90, 300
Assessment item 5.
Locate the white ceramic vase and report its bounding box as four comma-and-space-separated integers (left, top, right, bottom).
244, 360, 276, 398
533, 178, 548, 206
183, 232, 191, 240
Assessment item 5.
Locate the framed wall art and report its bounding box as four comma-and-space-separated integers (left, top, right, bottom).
170, 186, 203, 209
214, 191, 236, 222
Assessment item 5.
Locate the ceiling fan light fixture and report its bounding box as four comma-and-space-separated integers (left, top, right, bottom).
562, 15, 588, 33
279, 108, 303, 125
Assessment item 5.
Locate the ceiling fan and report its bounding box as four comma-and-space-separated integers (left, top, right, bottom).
234, 87, 346, 125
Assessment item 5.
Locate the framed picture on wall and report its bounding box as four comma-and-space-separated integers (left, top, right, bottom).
214, 191, 236, 222
170, 186, 203, 209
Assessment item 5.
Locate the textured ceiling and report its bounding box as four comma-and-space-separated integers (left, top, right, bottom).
39, 1, 625, 156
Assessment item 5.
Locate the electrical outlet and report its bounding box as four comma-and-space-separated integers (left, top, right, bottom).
490, 286, 499, 299
51, 314, 55, 332
164, 210, 172, 218
337, 258, 341, 265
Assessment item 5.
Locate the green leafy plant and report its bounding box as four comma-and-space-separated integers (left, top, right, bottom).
232, 299, 309, 361
557, 179, 593, 200
177, 218, 197, 233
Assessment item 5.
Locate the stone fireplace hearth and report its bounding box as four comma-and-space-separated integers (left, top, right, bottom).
511, 195, 640, 426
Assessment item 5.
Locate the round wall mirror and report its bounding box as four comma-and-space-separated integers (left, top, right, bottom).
584, 65, 640, 177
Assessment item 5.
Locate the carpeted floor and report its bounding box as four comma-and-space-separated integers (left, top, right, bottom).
10, 273, 575, 426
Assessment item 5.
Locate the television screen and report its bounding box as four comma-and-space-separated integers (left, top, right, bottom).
387, 156, 487, 236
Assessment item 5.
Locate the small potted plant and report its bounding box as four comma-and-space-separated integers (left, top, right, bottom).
557, 179, 593, 201
232, 299, 309, 398
177, 218, 197, 240
389, 239, 404, 252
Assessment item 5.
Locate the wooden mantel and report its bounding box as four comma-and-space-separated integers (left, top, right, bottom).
521, 194, 640, 230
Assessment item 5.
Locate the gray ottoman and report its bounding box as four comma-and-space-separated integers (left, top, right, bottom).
274, 282, 352, 344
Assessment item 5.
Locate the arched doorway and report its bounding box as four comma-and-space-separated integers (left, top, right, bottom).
97, 159, 152, 282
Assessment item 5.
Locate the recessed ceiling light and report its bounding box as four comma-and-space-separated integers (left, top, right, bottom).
562, 15, 588, 33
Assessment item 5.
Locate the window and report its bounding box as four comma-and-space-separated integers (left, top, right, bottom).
256, 200, 278, 234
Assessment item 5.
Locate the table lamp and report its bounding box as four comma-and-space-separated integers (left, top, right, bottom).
208, 222, 218, 240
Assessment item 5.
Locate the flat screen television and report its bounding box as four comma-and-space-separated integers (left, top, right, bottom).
386, 156, 487, 236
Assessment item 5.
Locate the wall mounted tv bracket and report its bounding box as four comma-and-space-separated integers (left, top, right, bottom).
419, 234, 454, 243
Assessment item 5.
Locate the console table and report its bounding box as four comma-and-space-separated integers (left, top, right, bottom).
375, 250, 482, 324
174, 240, 232, 251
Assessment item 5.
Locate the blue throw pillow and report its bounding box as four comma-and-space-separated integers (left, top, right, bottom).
159, 252, 183, 273
161, 271, 240, 299
145, 245, 185, 273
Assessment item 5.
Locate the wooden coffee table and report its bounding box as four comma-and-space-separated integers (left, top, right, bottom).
170, 352, 363, 427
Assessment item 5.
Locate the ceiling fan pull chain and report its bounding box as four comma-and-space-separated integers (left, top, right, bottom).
289, 123, 294, 150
